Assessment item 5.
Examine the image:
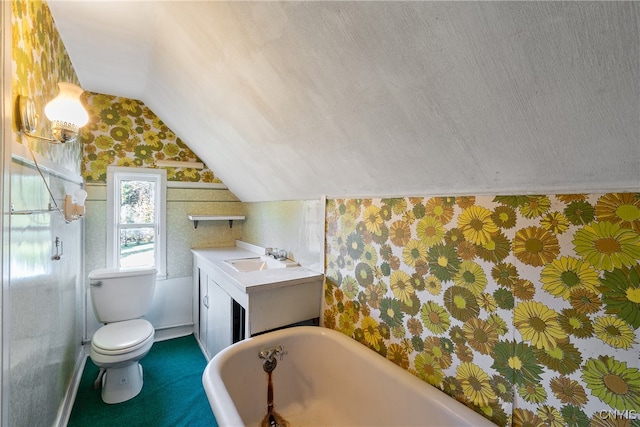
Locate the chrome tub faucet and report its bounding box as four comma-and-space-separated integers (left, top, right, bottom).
259, 345, 286, 372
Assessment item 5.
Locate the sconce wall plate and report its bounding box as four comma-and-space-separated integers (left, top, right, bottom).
18, 95, 65, 144
64, 188, 87, 222
19, 95, 38, 134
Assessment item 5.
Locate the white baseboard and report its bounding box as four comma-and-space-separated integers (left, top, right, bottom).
194, 334, 211, 361
54, 345, 88, 427
154, 323, 195, 342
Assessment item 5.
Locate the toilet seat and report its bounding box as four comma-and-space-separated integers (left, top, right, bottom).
92, 319, 154, 356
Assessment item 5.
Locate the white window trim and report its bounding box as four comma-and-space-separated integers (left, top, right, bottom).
106, 166, 167, 279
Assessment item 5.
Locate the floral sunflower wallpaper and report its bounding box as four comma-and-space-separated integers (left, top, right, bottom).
324, 193, 640, 426
80, 92, 221, 184
11, 0, 81, 172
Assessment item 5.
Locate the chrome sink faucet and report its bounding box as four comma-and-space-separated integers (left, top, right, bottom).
265, 248, 287, 260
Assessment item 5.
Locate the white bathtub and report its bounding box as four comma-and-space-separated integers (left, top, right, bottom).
203, 326, 495, 426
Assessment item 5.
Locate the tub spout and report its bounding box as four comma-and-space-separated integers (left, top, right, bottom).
259, 345, 285, 372
262, 358, 277, 372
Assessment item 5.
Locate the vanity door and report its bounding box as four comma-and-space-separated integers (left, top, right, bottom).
206, 277, 234, 358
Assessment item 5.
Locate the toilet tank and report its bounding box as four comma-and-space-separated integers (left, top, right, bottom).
89, 267, 157, 323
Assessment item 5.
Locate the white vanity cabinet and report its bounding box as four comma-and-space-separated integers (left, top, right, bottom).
198, 266, 235, 359
193, 247, 323, 360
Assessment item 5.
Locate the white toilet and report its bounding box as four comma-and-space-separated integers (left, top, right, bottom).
88, 267, 157, 404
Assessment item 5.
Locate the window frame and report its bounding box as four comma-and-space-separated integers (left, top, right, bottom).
106, 166, 167, 279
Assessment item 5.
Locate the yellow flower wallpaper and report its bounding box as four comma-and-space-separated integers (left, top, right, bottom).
12, 2, 640, 425
11, 0, 81, 172
325, 193, 640, 426
80, 92, 221, 184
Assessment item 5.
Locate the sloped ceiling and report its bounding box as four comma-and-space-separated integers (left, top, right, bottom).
48, 1, 639, 202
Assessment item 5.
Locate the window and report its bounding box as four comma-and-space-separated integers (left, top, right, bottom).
106, 167, 166, 278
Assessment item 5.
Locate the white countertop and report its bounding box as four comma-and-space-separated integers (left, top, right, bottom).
192, 246, 323, 294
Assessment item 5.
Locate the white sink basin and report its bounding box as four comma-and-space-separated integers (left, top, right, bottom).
224, 256, 298, 272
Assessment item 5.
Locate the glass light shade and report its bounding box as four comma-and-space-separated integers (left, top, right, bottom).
74, 189, 88, 206
44, 83, 89, 143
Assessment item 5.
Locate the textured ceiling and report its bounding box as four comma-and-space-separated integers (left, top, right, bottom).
48, 1, 639, 202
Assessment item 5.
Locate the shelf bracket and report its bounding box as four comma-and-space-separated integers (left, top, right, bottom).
191, 220, 236, 229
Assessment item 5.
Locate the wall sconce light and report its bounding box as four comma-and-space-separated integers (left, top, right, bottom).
18, 82, 89, 144
64, 188, 88, 222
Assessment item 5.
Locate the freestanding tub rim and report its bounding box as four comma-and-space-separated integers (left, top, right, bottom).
203, 326, 496, 427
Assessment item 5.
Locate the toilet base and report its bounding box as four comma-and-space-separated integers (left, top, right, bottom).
101, 362, 144, 404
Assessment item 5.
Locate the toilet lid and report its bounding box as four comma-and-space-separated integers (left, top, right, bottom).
92, 319, 154, 354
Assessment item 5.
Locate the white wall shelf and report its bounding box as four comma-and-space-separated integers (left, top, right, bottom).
187, 214, 246, 229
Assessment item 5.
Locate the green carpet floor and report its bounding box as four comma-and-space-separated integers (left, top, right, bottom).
68, 335, 218, 427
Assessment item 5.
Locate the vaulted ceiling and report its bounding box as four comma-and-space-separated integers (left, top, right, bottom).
48, 1, 639, 202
